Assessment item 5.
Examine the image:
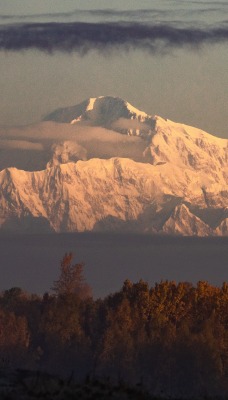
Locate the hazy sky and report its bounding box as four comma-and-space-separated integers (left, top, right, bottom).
0, 233, 227, 297
0, 0, 227, 138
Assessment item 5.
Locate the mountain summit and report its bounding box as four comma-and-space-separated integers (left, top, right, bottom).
0, 96, 227, 235
43, 96, 156, 136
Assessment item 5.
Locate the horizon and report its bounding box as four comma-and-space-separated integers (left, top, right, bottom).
0, 232, 227, 298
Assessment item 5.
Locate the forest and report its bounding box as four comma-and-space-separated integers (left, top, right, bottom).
0, 253, 228, 399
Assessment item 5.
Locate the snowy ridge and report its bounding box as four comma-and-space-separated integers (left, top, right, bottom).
148, 117, 228, 187
162, 204, 213, 236
0, 96, 227, 236
0, 157, 227, 235
124, 100, 148, 119
86, 97, 97, 112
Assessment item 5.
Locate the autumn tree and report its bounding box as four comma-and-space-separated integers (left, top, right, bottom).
0, 307, 30, 368
52, 252, 92, 299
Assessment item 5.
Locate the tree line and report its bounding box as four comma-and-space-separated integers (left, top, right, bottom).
0, 253, 228, 398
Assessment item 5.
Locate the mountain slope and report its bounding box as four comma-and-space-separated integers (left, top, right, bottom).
162, 204, 213, 236
147, 116, 227, 183
43, 96, 156, 136
0, 96, 227, 235
0, 157, 226, 235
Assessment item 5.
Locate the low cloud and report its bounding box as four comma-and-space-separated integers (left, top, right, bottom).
111, 118, 154, 132
0, 122, 146, 143
0, 139, 43, 151
0, 22, 227, 55
0, 122, 148, 170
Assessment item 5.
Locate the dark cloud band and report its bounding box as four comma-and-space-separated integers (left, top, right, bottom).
0, 22, 228, 54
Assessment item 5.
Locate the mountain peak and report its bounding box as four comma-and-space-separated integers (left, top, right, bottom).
1, 95, 227, 236
43, 96, 156, 137
80, 95, 150, 119
162, 204, 213, 236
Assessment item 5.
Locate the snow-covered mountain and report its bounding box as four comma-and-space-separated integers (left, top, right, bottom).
43, 96, 155, 137
0, 96, 227, 235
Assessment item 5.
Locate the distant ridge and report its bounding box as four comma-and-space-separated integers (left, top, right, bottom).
0, 96, 227, 236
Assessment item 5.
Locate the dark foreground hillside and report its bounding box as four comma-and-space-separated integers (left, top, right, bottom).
0, 370, 153, 400
1, 369, 227, 400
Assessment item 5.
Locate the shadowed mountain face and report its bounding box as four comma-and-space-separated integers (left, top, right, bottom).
43, 95, 156, 136
0, 96, 227, 236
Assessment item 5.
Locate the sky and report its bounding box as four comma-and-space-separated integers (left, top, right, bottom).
0, 0, 227, 138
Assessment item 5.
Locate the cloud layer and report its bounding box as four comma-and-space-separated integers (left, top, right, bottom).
0, 139, 43, 151
0, 122, 147, 171
0, 21, 228, 54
